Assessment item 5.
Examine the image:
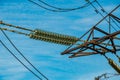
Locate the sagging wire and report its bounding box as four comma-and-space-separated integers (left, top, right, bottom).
37, 0, 95, 11
28, 0, 95, 12
0, 26, 49, 80
0, 40, 43, 80
1, 21, 120, 74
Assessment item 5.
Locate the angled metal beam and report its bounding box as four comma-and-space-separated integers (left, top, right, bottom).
61, 30, 120, 54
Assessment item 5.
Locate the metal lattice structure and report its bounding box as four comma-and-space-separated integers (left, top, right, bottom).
95, 73, 120, 80
0, 3, 120, 78
61, 5, 120, 74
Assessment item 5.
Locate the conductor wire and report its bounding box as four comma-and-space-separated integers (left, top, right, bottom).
38, 0, 95, 11
0, 40, 42, 80
0, 27, 49, 80
28, 0, 95, 12
87, 0, 118, 31
95, 0, 120, 29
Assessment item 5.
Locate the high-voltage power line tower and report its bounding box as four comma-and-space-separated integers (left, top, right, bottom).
0, 0, 120, 79
61, 5, 120, 74
0, 5, 120, 74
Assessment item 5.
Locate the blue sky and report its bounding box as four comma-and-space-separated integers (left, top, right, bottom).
0, 0, 120, 80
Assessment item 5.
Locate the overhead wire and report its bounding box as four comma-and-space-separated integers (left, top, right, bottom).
95, 0, 120, 29
94, 2, 120, 41
91, 0, 120, 73
110, 16, 120, 29
0, 26, 49, 80
91, 1, 120, 61
0, 40, 42, 80
61, 5, 120, 60
37, 0, 95, 11
86, 0, 118, 31
0, 21, 33, 32
0, 0, 119, 79
28, 0, 95, 12
28, 0, 70, 12
0, 27, 28, 36
110, 14, 120, 23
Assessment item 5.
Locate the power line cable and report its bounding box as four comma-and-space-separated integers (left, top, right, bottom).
61, 5, 120, 57
95, 0, 120, 29
110, 17, 120, 29
93, 1, 120, 58
93, 0, 118, 26
28, 0, 95, 12
0, 40, 42, 80
0, 27, 28, 36
37, 0, 95, 11
28, 0, 120, 28
110, 14, 120, 23
86, 0, 118, 31
0, 27, 49, 80
28, 0, 62, 12
95, 0, 105, 13
0, 21, 33, 32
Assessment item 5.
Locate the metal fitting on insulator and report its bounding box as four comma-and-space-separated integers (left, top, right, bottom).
108, 58, 120, 74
